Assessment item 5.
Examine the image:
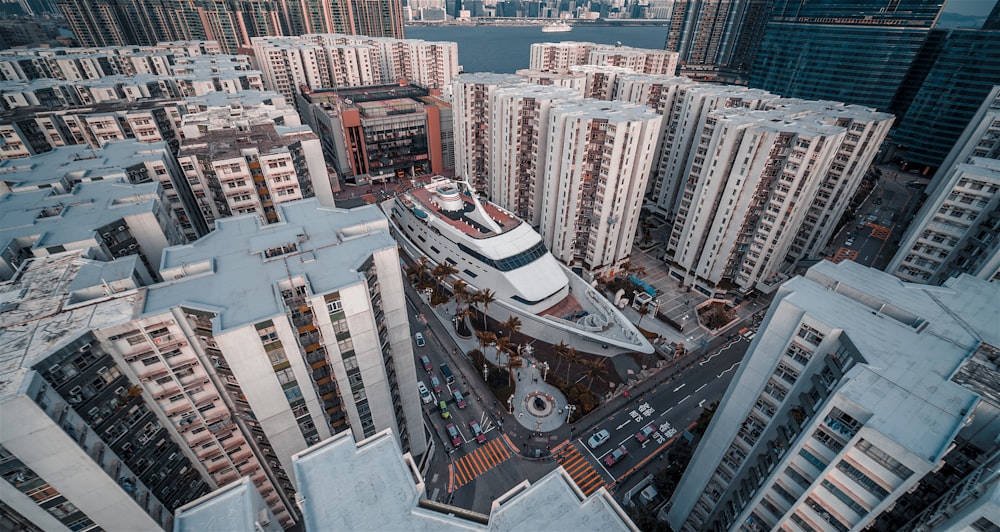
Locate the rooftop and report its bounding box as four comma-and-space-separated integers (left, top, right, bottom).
147, 199, 394, 333
788, 260, 999, 462
0, 250, 141, 397
0, 140, 172, 193
288, 429, 637, 531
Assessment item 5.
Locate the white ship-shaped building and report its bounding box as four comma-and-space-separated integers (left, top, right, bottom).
383, 177, 652, 356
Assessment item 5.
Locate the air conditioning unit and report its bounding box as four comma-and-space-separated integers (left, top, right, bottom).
69, 386, 82, 396
79, 343, 92, 352
102, 232, 111, 238
97, 366, 107, 375
115, 386, 126, 395
128, 244, 137, 249
117, 225, 125, 231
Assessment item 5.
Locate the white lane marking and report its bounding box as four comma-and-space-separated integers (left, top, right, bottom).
678, 394, 690, 404
695, 383, 707, 393
673, 383, 686, 392
718, 362, 740, 378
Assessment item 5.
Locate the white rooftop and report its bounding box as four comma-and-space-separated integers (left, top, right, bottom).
147, 199, 394, 333
789, 260, 999, 462
174, 477, 279, 532
0, 180, 163, 255
289, 430, 637, 531
0, 140, 172, 193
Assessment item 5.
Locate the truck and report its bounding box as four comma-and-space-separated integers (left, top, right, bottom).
439, 363, 454, 385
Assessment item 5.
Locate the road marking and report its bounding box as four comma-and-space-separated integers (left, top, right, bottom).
695, 383, 707, 393
698, 399, 705, 408
616, 420, 632, 430
718, 362, 740, 378
673, 383, 685, 392
678, 394, 690, 404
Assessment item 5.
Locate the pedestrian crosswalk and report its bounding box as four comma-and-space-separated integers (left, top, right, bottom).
449, 438, 511, 491
870, 225, 891, 240
833, 248, 858, 263
555, 445, 609, 497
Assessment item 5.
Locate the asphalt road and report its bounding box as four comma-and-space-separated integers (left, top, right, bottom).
564, 334, 752, 500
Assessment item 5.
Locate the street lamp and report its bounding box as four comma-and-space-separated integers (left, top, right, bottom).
565, 404, 576, 423
541, 361, 549, 381
483, 362, 488, 381
507, 395, 514, 415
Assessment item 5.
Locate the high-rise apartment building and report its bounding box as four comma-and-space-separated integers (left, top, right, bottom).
659, 99, 892, 292
887, 86, 1000, 285
0, 179, 185, 282
891, 25, 1000, 171
56, 0, 405, 54
649, 83, 779, 219
539, 100, 662, 276
0, 140, 207, 239
529, 41, 679, 75
490, 84, 579, 225
251, 35, 458, 103
662, 0, 772, 82
177, 123, 333, 229
666, 259, 999, 532
751, 0, 945, 112
0, 199, 426, 530
451, 73, 525, 192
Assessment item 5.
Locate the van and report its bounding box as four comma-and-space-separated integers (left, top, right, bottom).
439, 363, 454, 385
417, 381, 432, 404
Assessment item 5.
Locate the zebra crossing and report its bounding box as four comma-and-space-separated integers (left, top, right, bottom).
448, 437, 511, 491
554, 444, 610, 497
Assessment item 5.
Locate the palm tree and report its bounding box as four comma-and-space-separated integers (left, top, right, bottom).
455, 305, 475, 335
431, 262, 458, 302
552, 341, 570, 377
451, 278, 469, 308
494, 336, 516, 385
564, 346, 581, 383
500, 315, 522, 338
581, 358, 608, 388
636, 303, 650, 327
473, 288, 496, 330
475, 330, 497, 358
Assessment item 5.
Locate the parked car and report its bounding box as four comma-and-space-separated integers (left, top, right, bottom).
430, 375, 443, 394
635, 424, 656, 443
438, 401, 450, 419
417, 381, 432, 404
845, 238, 854, 247
439, 363, 455, 384
588, 429, 610, 449
446, 423, 462, 446
469, 420, 486, 443
452, 389, 467, 409
420, 355, 432, 372
604, 445, 628, 466
873, 198, 882, 205
414, 332, 425, 347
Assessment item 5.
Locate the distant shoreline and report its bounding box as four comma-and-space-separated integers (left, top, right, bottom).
405, 19, 670, 28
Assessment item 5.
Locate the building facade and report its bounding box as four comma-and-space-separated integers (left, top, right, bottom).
662, 0, 772, 82
539, 100, 662, 277
666, 260, 998, 532
887, 86, 1000, 285
891, 26, 1000, 171
298, 84, 448, 185
750, 0, 945, 112
529, 41, 678, 76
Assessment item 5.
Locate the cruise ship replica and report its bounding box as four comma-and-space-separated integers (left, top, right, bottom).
541, 21, 572, 32
383, 177, 652, 356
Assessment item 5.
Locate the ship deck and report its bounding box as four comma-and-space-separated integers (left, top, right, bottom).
540, 294, 584, 320
409, 185, 520, 239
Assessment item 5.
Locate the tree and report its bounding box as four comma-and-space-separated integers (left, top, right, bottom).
473, 288, 496, 330
564, 346, 581, 383
455, 305, 475, 336
552, 341, 570, 376
619, 260, 647, 278
636, 303, 650, 327
431, 262, 458, 301
451, 278, 469, 307
475, 330, 497, 358
500, 315, 522, 338
581, 358, 608, 388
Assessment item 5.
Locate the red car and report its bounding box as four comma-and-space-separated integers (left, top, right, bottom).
604, 445, 628, 467
469, 420, 486, 443
446, 423, 462, 446
430, 375, 443, 394
420, 355, 432, 372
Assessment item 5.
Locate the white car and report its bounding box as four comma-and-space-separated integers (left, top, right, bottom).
587, 429, 610, 449
414, 332, 425, 347
416, 381, 432, 404
845, 238, 854, 247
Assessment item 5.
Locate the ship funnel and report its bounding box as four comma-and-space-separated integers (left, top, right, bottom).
435, 183, 465, 212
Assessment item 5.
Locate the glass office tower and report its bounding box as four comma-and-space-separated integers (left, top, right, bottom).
750, 0, 945, 111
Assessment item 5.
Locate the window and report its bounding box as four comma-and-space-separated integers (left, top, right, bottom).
821, 480, 868, 516
774, 363, 799, 385
836, 460, 889, 499
856, 439, 913, 479
796, 325, 824, 345
799, 448, 828, 470
326, 299, 342, 313
275, 368, 295, 384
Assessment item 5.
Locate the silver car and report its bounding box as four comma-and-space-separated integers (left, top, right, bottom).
587, 429, 610, 449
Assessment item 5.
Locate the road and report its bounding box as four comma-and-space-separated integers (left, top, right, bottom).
551, 334, 752, 502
